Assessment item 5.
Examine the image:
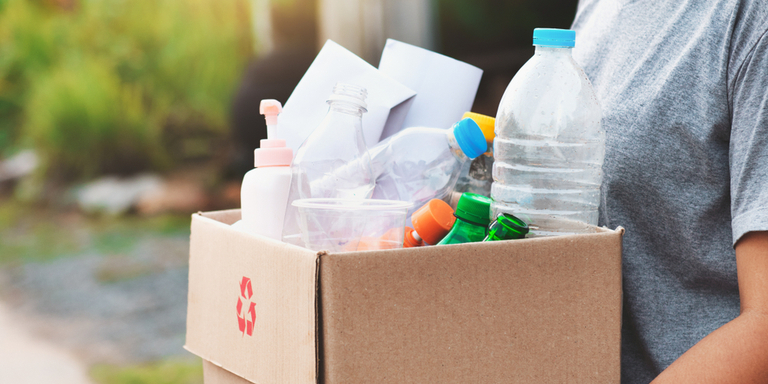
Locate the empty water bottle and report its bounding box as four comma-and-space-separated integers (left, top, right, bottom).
493, 28, 604, 236
281, 83, 375, 246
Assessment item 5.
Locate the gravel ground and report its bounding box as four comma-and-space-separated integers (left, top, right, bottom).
0, 231, 193, 366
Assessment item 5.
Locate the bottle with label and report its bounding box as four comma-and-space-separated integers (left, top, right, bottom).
438, 193, 492, 245
493, 28, 604, 236
483, 213, 529, 241
403, 199, 456, 247
281, 83, 375, 246
453, 112, 496, 205
232, 100, 293, 240
369, 117, 487, 225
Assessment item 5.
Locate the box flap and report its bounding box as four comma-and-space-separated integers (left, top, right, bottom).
320, 228, 623, 383
186, 211, 319, 383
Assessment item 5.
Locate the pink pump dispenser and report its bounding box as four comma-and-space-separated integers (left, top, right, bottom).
232, 99, 294, 240
260, 99, 282, 138
254, 138, 292, 168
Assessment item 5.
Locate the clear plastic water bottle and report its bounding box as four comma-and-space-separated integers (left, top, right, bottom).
369, 118, 487, 224
281, 83, 375, 246
493, 28, 604, 236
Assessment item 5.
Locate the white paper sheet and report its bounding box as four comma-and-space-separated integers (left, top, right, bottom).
274, 40, 416, 152
378, 39, 483, 140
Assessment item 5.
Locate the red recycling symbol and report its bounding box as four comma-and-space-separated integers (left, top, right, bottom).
236, 276, 256, 337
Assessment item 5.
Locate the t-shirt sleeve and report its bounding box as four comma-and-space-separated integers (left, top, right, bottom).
729, 29, 768, 245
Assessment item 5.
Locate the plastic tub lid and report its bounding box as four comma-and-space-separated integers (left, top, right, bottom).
292, 198, 412, 211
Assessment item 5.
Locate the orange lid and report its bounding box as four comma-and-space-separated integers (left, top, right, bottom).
412, 199, 456, 245
403, 227, 425, 248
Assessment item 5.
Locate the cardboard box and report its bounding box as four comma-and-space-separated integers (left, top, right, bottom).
185, 210, 623, 383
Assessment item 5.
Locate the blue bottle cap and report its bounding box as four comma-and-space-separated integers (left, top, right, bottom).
533, 28, 575, 48
452, 118, 487, 159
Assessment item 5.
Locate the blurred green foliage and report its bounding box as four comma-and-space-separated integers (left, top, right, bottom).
0, 0, 253, 178
90, 358, 203, 384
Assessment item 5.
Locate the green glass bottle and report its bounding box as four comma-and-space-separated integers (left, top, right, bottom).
483, 213, 529, 241
437, 193, 492, 245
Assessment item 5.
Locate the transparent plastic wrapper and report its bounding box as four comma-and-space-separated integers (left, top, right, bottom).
292, 198, 412, 252
282, 83, 376, 246
369, 118, 486, 226
493, 28, 604, 236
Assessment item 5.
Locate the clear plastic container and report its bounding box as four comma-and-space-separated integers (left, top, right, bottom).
282, 83, 376, 246
493, 28, 604, 236
369, 118, 487, 226
292, 198, 412, 252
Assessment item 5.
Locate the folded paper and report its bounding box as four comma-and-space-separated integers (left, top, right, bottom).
378, 39, 483, 139
275, 40, 416, 152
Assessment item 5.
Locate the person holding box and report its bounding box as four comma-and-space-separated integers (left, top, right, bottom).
571, 0, 768, 382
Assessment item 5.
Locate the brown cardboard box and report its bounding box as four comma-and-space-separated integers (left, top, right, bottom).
185, 210, 624, 383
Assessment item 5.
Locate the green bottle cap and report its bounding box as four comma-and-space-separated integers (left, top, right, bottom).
485, 213, 529, 241
455, 193, 492, 226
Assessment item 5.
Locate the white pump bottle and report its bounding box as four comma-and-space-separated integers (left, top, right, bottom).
231, 100, 293, 240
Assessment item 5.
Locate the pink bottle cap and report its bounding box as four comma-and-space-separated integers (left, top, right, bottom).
255, 139, 292, 167
260, 99, 282, 126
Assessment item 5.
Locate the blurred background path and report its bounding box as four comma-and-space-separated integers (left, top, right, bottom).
0, 302, 94, 384
0, 203, 203, 384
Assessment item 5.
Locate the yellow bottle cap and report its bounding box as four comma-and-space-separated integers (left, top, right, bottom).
462, 112, 495, 146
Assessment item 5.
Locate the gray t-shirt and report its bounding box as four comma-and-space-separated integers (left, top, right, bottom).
571, 0, 768, 382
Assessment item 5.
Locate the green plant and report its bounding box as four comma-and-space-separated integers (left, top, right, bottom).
0, 0, 62, 156
0, 0, 253, 178
24, 57, 165, 176
90, 358, 203, 384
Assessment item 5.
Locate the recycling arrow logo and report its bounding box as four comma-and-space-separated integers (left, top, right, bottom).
236, 276, 256, 337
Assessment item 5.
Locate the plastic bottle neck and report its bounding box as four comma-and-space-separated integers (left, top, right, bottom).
326, 83, 368, 117
328, 100, 366, 117
443, 216, 486, 241
534, 46, 573, 58
454, 215, 487, 229
446, 127, 470, 162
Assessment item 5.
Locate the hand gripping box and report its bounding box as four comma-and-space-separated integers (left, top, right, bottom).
185, 210, 624, 383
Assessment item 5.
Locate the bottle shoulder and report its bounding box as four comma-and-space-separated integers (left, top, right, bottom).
496, 52, 602, 140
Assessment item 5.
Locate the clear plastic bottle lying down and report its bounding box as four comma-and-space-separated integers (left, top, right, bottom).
369, 117, 487, 225
492, 28, 604, 236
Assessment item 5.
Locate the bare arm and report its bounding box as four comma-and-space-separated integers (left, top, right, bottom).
651, 231, 768, 383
